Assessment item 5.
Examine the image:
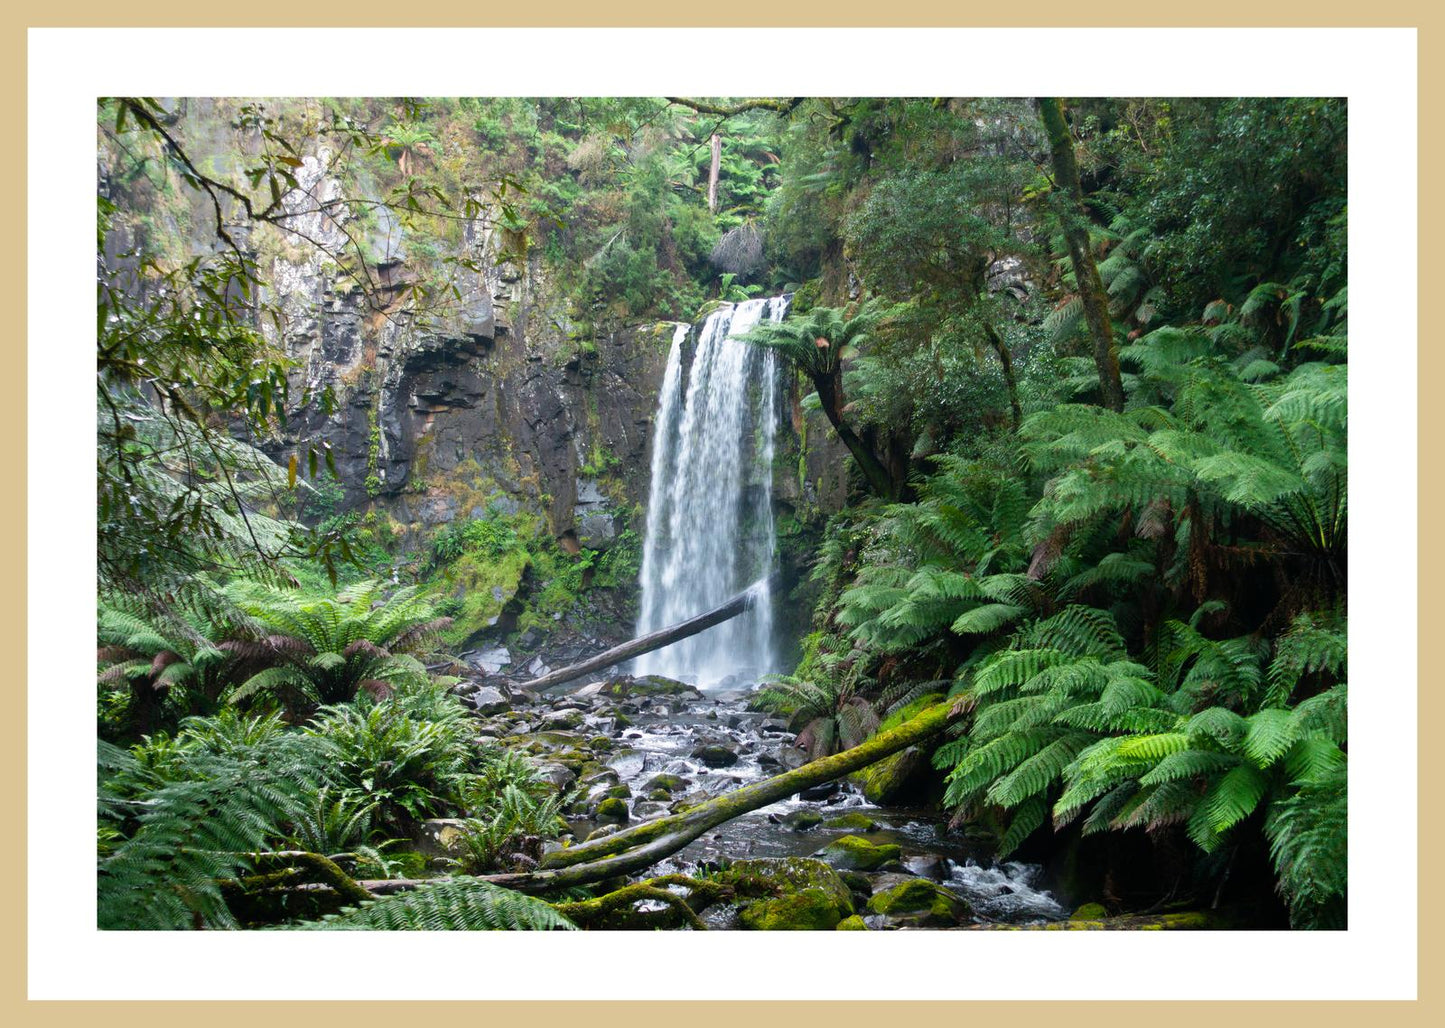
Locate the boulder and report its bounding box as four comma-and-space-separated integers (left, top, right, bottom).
816, 835, 901, 872
533, 763, 576, 790
595, 797, 630, 823
691, 744, 740, 768
781, 808, 824, 832
824, 812, 880, 832
724, 857, 854, 932
468, 685, 511, 716
866, 877, 972, 927
835, 915, 869, 930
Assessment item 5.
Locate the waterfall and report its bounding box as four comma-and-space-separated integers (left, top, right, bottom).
634, 296, 788, 689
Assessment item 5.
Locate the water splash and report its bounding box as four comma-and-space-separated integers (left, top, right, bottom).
634, 297, 788, 688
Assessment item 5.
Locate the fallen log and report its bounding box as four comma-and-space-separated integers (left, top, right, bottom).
512, 572, 781, 692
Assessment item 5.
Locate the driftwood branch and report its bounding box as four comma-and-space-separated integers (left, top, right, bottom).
513, 573, 780, 692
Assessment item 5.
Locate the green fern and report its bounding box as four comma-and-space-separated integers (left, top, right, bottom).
293, 878, 577, 931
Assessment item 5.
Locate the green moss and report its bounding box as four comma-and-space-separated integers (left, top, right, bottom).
816, 835, 900, 871
595, 797, 630, 823
641, 773, 688, 795
824, 812, 880, 832
1071, 902, 1108, 921
835, 915, 869, 930
866, 878, 971, 925
739, 889, 845, 931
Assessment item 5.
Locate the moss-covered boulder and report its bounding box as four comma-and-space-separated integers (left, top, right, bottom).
740, 890, 846, 931
1071, 902, 1108, 921
836, 915, 869, 930
866, 877, 972, 927
781, 808, 824, 831
721, 857, 854, 931
816, 835, 901, 871
641, 773, 689, 795
595, 797, 629, 823
824, 812, 880, 832
600, 675, 701, 699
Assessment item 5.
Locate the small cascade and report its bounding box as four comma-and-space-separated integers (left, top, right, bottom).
634, 296, 788, 688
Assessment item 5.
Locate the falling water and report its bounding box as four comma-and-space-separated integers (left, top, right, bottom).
634, 296, 788, 688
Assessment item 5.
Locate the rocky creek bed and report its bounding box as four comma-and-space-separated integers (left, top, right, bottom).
448, 672, 1069, 930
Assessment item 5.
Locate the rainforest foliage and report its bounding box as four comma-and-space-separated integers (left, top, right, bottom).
95, 96, 1346, 931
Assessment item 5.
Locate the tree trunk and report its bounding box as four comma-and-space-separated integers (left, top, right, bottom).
812, 371, 901, 500
707, 132, 722, 213
509, 573, 779, 692
982, 321, 1023, 430
1038, 98, 1125, 414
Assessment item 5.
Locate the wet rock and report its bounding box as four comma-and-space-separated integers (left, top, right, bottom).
541, 709, 585, 729
781, 809, 824, 832
824, 812, 880, 832
797, 781, 840, 802
691, 744, 740, 768
641, 773, 689, 795
815, 835, 902, 872
866, 878, 972, 927
836, 915, 869, 930
595, 797, 630, 823
722, 857, 854, 932
533, 763, 576, 790
468, 685, 511, 716
632, 801, 669, 819
904, 855, 953, 881
583, 824, 621, 842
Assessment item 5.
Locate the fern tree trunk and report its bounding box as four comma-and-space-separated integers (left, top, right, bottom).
812, 369, 904, 500
1038, 97, 1125, 414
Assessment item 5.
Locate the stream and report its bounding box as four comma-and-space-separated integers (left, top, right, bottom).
469, 674, 1069, 928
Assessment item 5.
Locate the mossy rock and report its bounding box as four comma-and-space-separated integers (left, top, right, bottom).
1071, 902, 1108, 921
605, 784, 632, 799
824, 812, 880, 832
641, 773, 689, 795
781, 809, 824, 831
595, 797, 630, 823
816, 834, 901, 871
866, 878, 972, 927
600, 675, 701, 699
836, 915, 869, 931
740, 890, 846, 931
723, 857, 854, 931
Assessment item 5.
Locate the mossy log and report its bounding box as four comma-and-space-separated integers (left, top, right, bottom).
552, 874, 731, 930
512, 572, 779, 692
245, 851, 374, 905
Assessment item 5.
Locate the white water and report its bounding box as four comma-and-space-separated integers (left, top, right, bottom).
634, 297, 788, 688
